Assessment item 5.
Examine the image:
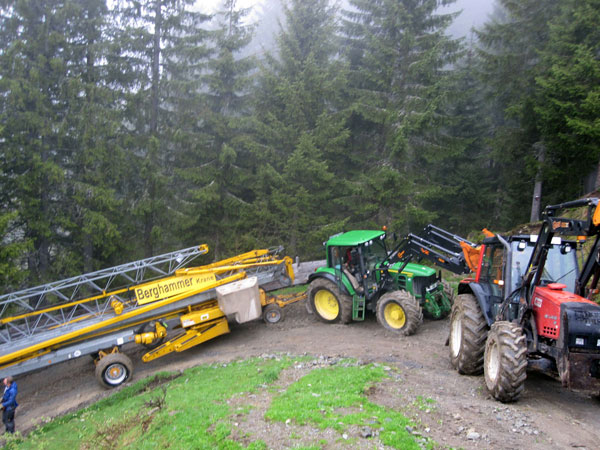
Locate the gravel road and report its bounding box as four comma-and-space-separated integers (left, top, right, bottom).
14, 300, 600, 449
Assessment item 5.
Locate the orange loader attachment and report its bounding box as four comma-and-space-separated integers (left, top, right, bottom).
459, 228, 494, 273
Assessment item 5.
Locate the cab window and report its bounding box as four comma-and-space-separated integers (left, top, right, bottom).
479, 245, 504, 296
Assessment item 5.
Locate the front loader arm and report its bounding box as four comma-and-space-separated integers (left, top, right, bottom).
383, 229, 473, 276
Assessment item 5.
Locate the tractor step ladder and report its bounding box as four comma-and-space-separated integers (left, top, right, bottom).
352, 295, 365, 321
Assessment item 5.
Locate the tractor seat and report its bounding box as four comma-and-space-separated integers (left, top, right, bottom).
343, 268, 363, 294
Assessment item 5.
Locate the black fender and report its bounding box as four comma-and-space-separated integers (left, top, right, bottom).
458, 281, 495, 326
307, 272, 352, 296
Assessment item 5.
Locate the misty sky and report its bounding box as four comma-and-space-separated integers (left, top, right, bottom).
198, 0, 497, 38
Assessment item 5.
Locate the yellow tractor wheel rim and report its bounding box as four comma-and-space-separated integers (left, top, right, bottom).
314, 290, 339, 321
384, 302, 406, 329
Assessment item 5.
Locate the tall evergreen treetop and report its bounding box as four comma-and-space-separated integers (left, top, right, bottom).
251, 0, 349, 257
177, 0, 257, 258
535, 0, 600, 199
341, 0, 462, 232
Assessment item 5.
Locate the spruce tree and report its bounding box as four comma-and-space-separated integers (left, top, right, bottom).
0, 0, 90, 282
474, 0, 560, 223
341, 0, 462, 232
177, 0, 257, 259
61, 0, 125, 273
111, 0, 211, 257
535, 0, 600, 199
426, 49, 497, 232
252, 0, 349, 258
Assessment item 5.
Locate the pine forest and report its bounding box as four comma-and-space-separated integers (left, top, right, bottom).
1, 0, 599, 292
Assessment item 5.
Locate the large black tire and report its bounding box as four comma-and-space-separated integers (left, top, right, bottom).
376, 291, 423, 336
484, 321, 528, 402
308, 278, 353, 324
95, 352, 134, 389
449, 293, 488, 374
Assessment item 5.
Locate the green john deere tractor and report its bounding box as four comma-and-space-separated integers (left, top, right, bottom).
307, 230, 455, 335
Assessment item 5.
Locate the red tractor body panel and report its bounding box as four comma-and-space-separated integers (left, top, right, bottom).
532, 284, 598, 340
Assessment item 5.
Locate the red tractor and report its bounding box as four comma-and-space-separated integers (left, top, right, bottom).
449, 198, 600, 401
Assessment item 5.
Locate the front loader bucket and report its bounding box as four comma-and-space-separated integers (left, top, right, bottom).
460, 242, 482, 273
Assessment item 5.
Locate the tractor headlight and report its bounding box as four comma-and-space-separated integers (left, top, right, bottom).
575, 337, 585, 346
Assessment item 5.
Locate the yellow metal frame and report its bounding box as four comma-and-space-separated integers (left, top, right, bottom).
0, 245, 296, 372
0, 272, 245, 366
176, 250, 295, 284
260, 289, 307, 308
142, 318, 230, 362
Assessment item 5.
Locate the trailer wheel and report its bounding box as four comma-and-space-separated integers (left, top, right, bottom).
449, 293, 488, 374
376, 291, 423, 336
263, 303, 284, 324
484, 321, 527, 402
308, 278, 352, 324
95, 352, 133, 389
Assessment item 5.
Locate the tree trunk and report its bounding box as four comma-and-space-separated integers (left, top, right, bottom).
595, 158, 600, 192
530, 142, 546, 223
83, 234, 94, 274
150, 0, 161, 134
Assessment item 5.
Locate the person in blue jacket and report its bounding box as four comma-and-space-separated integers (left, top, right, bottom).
1, 376, 18, 434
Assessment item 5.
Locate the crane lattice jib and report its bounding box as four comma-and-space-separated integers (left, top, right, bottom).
0, 245, 209, 347
0, 245, 293, 366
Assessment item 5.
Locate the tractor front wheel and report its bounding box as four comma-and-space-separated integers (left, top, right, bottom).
308, 278, 353, 324
484, 321, 527, 402
376, 291, 423, 336
449, 293, 488, 374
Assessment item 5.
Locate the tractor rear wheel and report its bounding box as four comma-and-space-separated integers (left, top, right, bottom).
484, 321, 527, 402
95, 352, 133, 389
449, 293, 488, 374
308, 278, 353, 324
376, 291, 423, 336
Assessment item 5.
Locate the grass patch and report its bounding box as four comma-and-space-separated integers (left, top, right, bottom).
9, 356, 431, 449
271, 284, 307, 295
266, 363, 427, 449
11, 358, 294, 450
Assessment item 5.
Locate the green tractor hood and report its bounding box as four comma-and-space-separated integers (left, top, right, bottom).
387, 262, 437, 277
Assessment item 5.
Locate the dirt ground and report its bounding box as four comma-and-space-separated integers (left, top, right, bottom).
14, 301, 600, 449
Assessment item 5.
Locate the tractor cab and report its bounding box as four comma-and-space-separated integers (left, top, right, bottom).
472, 235, 578, 324
325, 230, 388, 300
